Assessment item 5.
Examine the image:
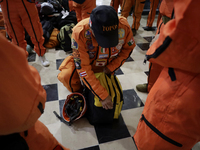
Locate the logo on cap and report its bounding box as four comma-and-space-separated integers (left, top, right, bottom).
103, 25, 118, 31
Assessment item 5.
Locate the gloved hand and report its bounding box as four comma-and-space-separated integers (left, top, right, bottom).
101, 95, 113, 110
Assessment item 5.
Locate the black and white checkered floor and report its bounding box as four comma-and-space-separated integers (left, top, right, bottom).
27, 2, 200, 150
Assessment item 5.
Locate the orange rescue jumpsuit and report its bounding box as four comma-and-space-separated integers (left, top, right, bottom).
0, 34, 68, 149
146, 0, 160, 28
121, 0, 146, 30
110, 0, 123, 13
147, 0, 174, 92
0, 12, 6, 37
0, 0, 46, 56
58, 17, 135, 101
134, 0, 200, 149
72, 0, 96, 22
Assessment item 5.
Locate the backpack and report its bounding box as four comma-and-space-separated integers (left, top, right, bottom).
84, 72, 124, 125
57, 23, 75, 52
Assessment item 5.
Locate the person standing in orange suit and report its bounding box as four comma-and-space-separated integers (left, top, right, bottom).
110, 0, 123, 13
136, 0, 174, 93
0, 0, 50, 67
143, 0, 161, 31
0, 34, 69, 150
72, 0, 96, 22
134, 0, 200, 149
121, 0, 146, 36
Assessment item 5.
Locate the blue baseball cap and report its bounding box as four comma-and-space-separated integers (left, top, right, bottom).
90, 5, 119, 48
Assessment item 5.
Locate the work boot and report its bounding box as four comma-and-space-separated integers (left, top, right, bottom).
39, 54, 50, 67
132, 28, 137, 36
136, 83, 148, 93
143, 26, 156, 31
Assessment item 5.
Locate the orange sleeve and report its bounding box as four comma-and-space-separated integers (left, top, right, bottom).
72, 26, 109, 101
146, 0, 200, 73
159, 0, 174, 18
0, 35, 46, 135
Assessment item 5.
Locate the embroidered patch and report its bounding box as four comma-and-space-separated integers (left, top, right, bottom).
73, 49, 80, 57
119, 39, 124, 44
89, 19, 92, 28
111, 47, 117, 53
127, 37, 135, 46
100, 48, 107, 53
86, 40, 94, 50
99, 54, 108, 59
88, 51, 95, 59
74, 58, 81, 69
111, 47, 119, 57
118, 29, 125, 38
84, 29, 91, 39
71, 39, 78, 49
96, 59, 106, 67
79, 71, 87, 77
116, 43, 123, 50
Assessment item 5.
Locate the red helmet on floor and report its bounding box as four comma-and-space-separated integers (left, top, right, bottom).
62, 93, 87, 125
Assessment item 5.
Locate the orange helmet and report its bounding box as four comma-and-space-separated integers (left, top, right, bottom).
62, 92, 87, 125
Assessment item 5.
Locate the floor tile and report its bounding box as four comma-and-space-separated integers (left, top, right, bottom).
145, 71, 149, 76
43, 83, 58, 102
137, 43, 150, 51
192, 142, 200, 150
130, 45, 147, 61
79, 145, 100, 150
94, 114, 131, 144
60, 118, 98, 150
117, 74, 137, 90
99, 137, 137, 150
125, 57, 134, 62
121, 107, 144, 136
143, 36, 155, 43
122, 89, 144, 110
142, 26, 157, 31
114, 68, 124, 75
59, 99, 66, 118
57, 80, 72, 100
134, 59, 149, 72
120, 61, 143, 74
56, 58, 64, 70
27, 52, 36, 62
39, 100, 60, 125
46, 121, 63, 144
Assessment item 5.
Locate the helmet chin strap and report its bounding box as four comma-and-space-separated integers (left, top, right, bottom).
53, 111, 72, 126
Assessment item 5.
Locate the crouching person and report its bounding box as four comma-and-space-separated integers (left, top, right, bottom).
58, 5, 135, 110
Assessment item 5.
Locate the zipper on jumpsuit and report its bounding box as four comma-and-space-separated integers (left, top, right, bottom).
140, 114, 183, 147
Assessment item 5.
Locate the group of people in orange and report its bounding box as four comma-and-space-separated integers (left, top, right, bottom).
1, 0, 200, 150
